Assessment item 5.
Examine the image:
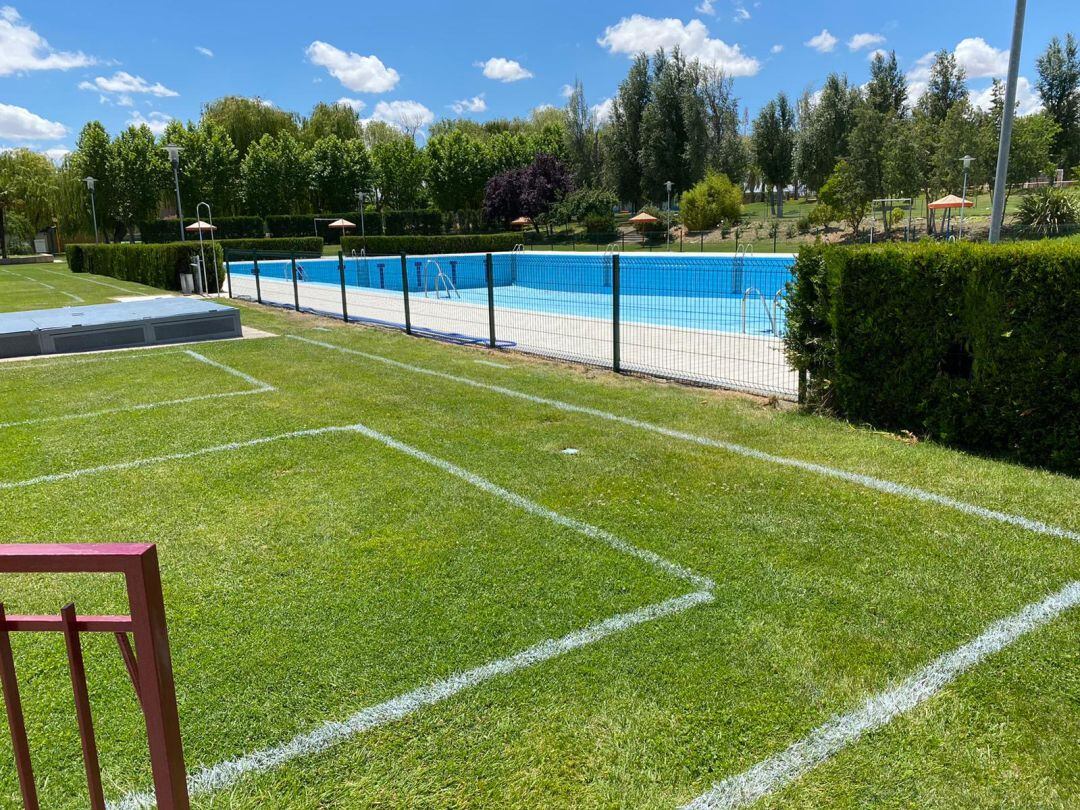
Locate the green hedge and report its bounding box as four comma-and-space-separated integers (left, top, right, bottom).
65, 242, 225, 292
138, 217, 265, 243
341, 233, 521, 256
219, 237, 323, 255
785, 242, 1080, 473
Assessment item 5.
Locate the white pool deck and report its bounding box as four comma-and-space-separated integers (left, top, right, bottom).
229, 275, 799, 399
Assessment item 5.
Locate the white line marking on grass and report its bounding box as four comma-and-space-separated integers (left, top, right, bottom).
0, 349, 186, 370
289, 336, 1080, 544
110, 590, 713, 810
474, 359, 513, 369
0, 268, 84, 302
183, 349, 276, 391
39, 266, 137, 292
682, 580, 1080, 810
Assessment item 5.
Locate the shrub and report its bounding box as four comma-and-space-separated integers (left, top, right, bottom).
1015, 186, 1080, 236
796, 215, 812, 235
341, 233, 521, 256
679, 173, 742, 231
138, 217, 265, 243
785, 242, 1080, 473
65, 242, 225, 292
583, 213, 616, 237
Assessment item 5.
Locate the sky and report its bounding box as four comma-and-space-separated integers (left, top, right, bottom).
0, 0, 1073, 161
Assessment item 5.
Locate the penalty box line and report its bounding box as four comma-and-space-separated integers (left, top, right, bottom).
287, 336, 1080, 545
0, 267, 84, 302
0, 349, 275, 430
1, 417, 716, 806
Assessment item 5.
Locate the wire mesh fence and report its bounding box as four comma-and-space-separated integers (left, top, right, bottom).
225, 248, 800, 399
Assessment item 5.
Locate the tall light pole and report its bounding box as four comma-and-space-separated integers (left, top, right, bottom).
665, 180, 674, 246
356, 189, 366, 238
959, 155, 974, 239
164, 144, 185, 241
84, 176, 99, 244
989, 0, 1027, 244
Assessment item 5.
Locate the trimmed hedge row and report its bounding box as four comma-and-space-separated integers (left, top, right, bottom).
65, 242, 225, 292
138, 216, 264, 243
340, 233, 522, 256
265, 209, 444, 240
785, 242, 1080, 474
219, 237, 323, 255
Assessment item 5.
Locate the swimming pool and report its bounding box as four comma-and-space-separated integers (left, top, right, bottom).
226, 251, 794, 336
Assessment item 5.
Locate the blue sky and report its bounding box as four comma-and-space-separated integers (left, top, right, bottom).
1, 0, 1072, 159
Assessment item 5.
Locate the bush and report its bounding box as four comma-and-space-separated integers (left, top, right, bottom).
341, 233, 521, 256
785, 242, 1080, 474
583, 213, 616, 237
138, 217, 265, 243
65, 242, 225, 292
796, 215, 812, 235
679, 172, 742, 231
219, 237, 323, 255
1015, 186, 1080, 236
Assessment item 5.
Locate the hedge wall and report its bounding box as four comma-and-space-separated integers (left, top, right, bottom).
219, 237, 323, 255
341, 233, 521, 256
138, 217, 264, 243
785, 242, 1080, 473
65, 242, 225, 292
265, 210, 442, 241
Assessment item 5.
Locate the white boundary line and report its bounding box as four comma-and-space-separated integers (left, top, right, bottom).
682, 580, 1080, 809
0, 350, 274, 430
287, 336, 1080, 544
0, 349, 186, 371
38, 266, 139, 293
0, 267, 84, 302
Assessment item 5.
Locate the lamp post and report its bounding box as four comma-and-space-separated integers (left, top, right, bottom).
164, 144, 184, 241
959, 155, 974, 239
989, 0, 1027, 243
84, 176, 99, 244
665, 180, 674, 246
355, 189, 366, 238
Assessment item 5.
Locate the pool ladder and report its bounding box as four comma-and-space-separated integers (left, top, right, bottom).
732, 245, 754, 293
423, 259, 461, 299
350, 248, 368, 287
741, 287, 783, 335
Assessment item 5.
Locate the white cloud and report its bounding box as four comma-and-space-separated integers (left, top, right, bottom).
848, 33, 885, 51
306, 41, 399, 92
770, 44, 784, 54
451, 94, 487, 114
79, 71, 178, 99
561, 83, 575, 99
0, 6, 94, 76
336, 97, 367, 113
126, 110, 172, 136
867, 48, 889, 62
954, 37, 1009, 78
695, 0, 716, 14
0, 102, 66, 140
971, 76, 1043, 116
805, 29, 838, 53
591, 98, 614, 125
733, 6, 750, 22
195, 46, 213, 58
598, 15, 760, 77
43, 146, 70, 162
364, 100, 435, 133
533, 104, 556, 113
479, 57, 533, 82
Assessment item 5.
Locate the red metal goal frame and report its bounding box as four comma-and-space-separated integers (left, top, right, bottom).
0, 543, 189, 809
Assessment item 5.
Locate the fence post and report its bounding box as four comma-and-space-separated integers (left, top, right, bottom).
400, 252, 412, 335
224, 257, 233, 299
612, 253, 621, 373
337, 250, 348, 322
290, 254, 300, 311
485, 253, 496, 349
252, 251, 262, 305
0, 604, 38, 809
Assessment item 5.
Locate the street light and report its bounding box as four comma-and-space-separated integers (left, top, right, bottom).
355, 189, 366, 238
83, 176, 99, 244
959, 155, 974, 239
164, 144, 184, 241
665, 180, 674, 246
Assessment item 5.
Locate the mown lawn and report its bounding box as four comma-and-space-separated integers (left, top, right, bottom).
0, 264, 1077, 809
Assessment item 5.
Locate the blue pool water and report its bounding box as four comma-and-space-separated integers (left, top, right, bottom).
227, 251, 795, 335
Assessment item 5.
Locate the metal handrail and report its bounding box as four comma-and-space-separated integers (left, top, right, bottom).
423, 259, 460, 299
742, 287, 778, 335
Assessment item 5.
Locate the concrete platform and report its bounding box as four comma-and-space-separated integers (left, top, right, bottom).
0, 298, 242, 359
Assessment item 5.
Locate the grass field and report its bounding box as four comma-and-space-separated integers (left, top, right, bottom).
1, 263, 1078, 809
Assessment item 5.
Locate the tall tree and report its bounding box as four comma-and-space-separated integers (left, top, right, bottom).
866, 51, 908, 116
160, 120, 241, 216
0, 149, 58, 257
564, 80, 600, 188
71, 121, 119, 240
111, 125, 167, 241
487, 131, 534, 174
309, 135, 373, 212
794, 74, 860, 193
607, 53, 651, 206
1035, 34, 1080, 170
696, 64, 749, 186
917, 50, 968, 123
301, 102, 361, 145
372, 137, 428, 210
240, 133, 312, 216
639, 48, 707, 201
201, 96, 299, 158
425, 129, 490, 212
752, 92, 796, 217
